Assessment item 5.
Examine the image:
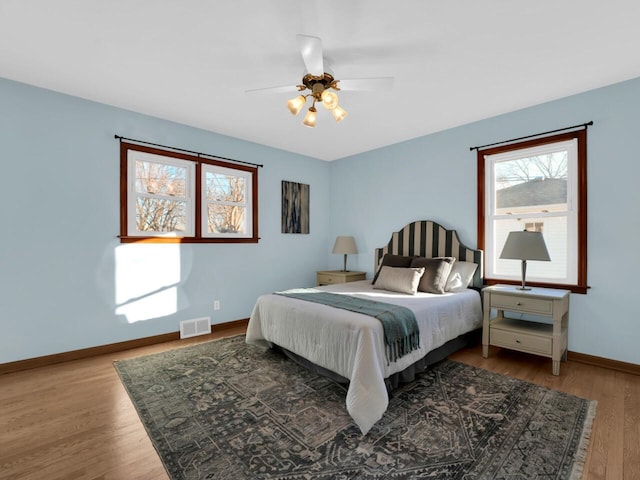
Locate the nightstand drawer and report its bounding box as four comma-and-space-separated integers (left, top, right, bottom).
490, 328, 552, 355
317, 271, 366, 286
317, 273, 340, 285
491, 293, 553, 315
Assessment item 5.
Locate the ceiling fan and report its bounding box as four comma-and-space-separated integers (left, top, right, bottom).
247, 34, 394, 127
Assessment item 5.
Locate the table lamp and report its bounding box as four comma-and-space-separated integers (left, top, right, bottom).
499, 230, 551, 290
332, 236, 358, 272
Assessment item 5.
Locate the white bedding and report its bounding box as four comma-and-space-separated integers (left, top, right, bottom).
245, 280, 482, 435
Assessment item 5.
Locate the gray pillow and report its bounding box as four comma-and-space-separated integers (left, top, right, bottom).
372, 254, 413, 284
444, 261, 478, 292
409, 257, 455, 294
373, 266, 425, 295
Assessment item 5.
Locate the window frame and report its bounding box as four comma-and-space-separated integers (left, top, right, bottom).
477, 130, 588, 294
120, 142, 259, 243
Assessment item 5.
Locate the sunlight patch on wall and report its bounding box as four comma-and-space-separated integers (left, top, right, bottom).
115, 244, 181, 323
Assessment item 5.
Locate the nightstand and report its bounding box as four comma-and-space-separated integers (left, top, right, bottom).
317, 270, 366, 286
482, 284, 570, 375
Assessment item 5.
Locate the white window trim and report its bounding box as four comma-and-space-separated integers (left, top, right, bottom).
484, 138, 578, 285
201, 164, 253, 238
127, 150, 196, 237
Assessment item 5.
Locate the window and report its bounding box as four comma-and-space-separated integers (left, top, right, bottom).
127, 149, 195, 236
201, 164, 253, 238
477, 130, 587, 293
120, 142, 258, 243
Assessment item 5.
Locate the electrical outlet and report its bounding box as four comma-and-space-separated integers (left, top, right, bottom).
214, 300, 220, 311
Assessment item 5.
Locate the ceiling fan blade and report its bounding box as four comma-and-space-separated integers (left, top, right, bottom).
245, 84, 298, 95
337, 77, 395, 91
296, 34, 324, 76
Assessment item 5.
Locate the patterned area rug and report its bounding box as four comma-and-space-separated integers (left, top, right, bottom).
114, 335, 596, 480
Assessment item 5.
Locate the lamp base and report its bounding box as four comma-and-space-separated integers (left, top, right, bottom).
518, 260, 531, 291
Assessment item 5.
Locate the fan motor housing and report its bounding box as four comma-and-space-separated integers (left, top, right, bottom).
299, 73, 339, 100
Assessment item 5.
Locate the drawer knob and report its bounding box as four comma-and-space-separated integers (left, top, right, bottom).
515, 339, 521, 343
516, 302, 522, 306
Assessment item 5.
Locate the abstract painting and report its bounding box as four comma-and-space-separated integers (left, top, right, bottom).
281, 180, 309, 234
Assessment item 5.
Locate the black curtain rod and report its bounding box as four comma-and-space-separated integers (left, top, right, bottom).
469, 121, 593, 152
114, 135, 264, 168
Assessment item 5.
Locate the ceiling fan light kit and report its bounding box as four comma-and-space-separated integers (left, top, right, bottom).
287, 72, 347, 128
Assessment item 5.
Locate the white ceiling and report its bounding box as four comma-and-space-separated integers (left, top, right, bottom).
2, 1, 639, 161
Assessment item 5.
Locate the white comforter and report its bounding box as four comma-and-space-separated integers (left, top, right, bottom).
245, 280, 482, 435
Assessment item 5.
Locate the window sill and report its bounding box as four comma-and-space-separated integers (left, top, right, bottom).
118, 236, 259, 244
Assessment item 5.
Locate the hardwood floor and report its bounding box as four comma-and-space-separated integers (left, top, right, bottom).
1, 329, 638, 480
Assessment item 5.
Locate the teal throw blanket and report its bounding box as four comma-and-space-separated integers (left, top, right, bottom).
275, 289, 420, 363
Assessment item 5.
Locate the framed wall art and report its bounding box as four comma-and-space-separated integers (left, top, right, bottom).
281, 180, 309, 234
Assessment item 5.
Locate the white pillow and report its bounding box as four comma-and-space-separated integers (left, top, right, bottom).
373, 266, 425, 295
444, 261, 478, 292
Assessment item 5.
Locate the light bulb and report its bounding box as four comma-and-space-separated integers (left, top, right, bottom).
286, 95, 306, 115
302, 106, 317, 128
332, 105, 348, 123
321, 90, 339, 110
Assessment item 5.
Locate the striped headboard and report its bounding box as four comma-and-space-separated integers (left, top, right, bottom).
374, 220, 484, 289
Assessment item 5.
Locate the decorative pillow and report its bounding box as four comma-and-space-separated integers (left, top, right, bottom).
409, 256, 455, 294
372, 254, 414, 284
444, 261, 478, 292
373, 266, 425, 295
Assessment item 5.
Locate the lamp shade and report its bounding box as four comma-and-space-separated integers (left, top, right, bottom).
302, 107, 317, 127
500, 231, 551, 261
332, 236, 358, 255
287, 95, 306, 115
321, 90, 339, 110
331, 105, 348, 123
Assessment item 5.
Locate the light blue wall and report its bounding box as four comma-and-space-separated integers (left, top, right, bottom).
0, 78, 331, 363
3, 75, 639, 366
329, 76, 640, 365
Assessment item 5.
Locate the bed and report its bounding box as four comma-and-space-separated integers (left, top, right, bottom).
246, 220, 484, 435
